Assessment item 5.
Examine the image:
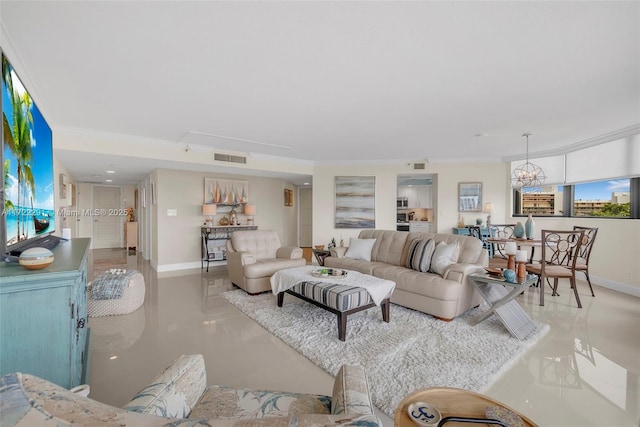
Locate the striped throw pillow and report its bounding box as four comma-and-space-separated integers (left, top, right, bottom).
406, 238, 436, 273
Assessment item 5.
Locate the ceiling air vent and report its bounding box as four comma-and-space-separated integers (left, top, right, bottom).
413, 162, 426, 170
214, 153, 247, 164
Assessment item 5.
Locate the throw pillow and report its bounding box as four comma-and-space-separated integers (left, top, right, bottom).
344, 238, 376, 262
406, 238, 436, 273
429, 241, 460, 276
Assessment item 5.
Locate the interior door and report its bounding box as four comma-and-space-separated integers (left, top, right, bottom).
92, 186, 122, 249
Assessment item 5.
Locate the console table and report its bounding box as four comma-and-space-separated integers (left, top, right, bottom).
452, 227, 493, 257
201, 225, 257, 271
0, 238, 91, 388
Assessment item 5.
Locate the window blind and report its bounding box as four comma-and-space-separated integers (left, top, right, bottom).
565, 135, 640, 184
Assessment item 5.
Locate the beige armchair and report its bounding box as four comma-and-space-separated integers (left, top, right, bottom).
226, 230, 306, 294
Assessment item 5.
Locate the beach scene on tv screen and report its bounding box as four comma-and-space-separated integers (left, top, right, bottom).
2, 53, 55, 246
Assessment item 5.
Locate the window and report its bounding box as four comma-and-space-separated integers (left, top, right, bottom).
511, 133, 640, 219
513, 177, 639, 219
573, 179, 631, 218
513, 185, 565, 216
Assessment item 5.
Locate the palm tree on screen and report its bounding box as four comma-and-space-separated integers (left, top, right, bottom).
2, 58, 35, 241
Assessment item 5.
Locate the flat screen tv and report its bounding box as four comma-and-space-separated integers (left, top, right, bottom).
1, 49, 56, 257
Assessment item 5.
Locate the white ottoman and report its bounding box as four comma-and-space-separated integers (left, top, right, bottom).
87, 271, 145, 317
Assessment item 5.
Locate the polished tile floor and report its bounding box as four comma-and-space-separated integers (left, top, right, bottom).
87, 249, 640, 426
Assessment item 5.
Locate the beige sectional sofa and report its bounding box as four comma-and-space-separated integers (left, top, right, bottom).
324, 229, 488, 320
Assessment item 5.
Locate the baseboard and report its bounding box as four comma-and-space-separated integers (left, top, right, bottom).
592, 275, 640, 298
156, 260, 227, 273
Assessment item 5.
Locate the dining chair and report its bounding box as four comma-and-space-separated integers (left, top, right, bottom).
466, 225, 483, 240
487, 224, 515, 269
526, 229, 585, 308
573, 226, 599, 297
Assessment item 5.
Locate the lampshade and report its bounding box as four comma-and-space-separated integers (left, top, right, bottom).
244, 204, 256, 216
482, 202, 495, 214
202, 204, 217, 215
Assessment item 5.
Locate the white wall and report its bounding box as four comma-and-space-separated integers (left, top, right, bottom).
53, 158, 77, 238
299, 187, 313, 247
312, 162, 509, 245
152, 168, 299, 272
313, 161, 639, 294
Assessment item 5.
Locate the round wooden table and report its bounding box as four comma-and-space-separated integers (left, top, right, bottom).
395, 387, 537, 427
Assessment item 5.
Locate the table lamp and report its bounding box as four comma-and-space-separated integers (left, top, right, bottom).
483, 202, 495, 229
202, 204, 216, 226
244, 204, 256, 225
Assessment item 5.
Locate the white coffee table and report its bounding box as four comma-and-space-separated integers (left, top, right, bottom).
469, 273, 539, 340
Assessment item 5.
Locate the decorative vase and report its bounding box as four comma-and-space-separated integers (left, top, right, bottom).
513, 222, 525, 238
503, 269, 516, 283
525, 214, 535, 239
476, 218, 483, 225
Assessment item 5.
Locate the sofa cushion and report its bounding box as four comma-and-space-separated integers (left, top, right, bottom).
357, 230, 409, 265
189, 386, 330, 419
429, 242, 460, 276
324, 257, 387, 276
230, 230, 282, 260
243, 258, 306, 279
406, 238, 435, 273
344, 238, 376, 261
407, 232, 483, 265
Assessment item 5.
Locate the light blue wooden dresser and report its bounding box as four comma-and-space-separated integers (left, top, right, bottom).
0, 238, 91, 389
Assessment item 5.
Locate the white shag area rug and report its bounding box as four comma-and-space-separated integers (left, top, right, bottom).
222, 289, 549, 417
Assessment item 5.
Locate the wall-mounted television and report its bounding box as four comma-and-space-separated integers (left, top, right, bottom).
1, 49, 56, 257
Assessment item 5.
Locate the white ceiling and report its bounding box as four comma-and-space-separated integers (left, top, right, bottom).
1, 1, 638, 185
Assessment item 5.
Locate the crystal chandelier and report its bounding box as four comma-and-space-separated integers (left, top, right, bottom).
511, 133, 545, 190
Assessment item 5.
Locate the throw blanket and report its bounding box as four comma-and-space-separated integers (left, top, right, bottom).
270, 266, 395, 306
91, 269, 138, 300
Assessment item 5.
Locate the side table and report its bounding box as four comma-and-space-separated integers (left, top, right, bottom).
311, 248, 331, 266
394, 387, 537, 427
469, 273, 539, 340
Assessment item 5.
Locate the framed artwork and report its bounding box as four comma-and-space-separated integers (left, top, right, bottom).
134, 189, 138, 209
204, 177, 248, 213
335, 176, 375, 229
141, 187, 146, 208
284, 189, 294, 206
459, 182, 482, 212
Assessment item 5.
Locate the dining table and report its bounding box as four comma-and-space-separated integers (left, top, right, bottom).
486, 237, 542, 263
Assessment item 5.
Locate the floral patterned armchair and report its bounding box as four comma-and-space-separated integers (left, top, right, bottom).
1, 354, 381, 426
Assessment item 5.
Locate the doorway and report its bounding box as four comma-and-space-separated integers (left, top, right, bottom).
92, 186, 122, 249
397, 174, 437, 232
